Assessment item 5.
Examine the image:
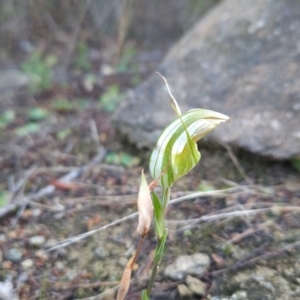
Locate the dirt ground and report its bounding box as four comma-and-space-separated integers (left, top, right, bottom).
1, 92, 300, 300
0, 28, 299, 299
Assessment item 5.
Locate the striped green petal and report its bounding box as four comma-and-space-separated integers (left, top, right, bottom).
149, 109, 230, 187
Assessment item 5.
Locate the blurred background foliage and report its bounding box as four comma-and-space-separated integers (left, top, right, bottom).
0, 0, 219, 64
0, 0, 220, 155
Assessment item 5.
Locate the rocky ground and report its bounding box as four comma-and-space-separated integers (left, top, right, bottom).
1, 98, 300, 299
1, 0, 300, 298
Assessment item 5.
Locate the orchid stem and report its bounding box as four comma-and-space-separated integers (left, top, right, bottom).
147, 187, 170, 297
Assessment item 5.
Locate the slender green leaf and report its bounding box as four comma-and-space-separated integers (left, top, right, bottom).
154, 229, 168, 264
142, 289, 149, 300
152, 191, 163, 238
152, 191, 161, 219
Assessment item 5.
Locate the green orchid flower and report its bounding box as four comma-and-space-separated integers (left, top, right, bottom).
149, 73, 229, 188
149, 108, 230, 187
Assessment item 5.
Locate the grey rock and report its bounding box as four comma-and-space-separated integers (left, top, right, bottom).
7, 248, 23, 262
113, 0, 300, 159
164, 253, 210, 280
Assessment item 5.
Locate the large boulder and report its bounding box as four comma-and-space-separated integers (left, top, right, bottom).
113, 0, 300, 159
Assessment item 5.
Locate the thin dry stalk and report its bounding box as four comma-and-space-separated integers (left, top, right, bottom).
220, 143, 252, 184
44, 186, 258, 252
114, 0, 138, 64
63, 0, 93, 68
212, 240, 300, 276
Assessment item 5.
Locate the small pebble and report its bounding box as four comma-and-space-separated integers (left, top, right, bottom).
29, 235, 46, 247
55, 261, 65, 270
186, 275, 206, 295
45, 238, 57, 248
21, 258, 34, 270
118, 257, 128, 267
0, 234, 6, 243
67, 249, 80, 262
65, 269, 79, 281
164, 253, 210, 280
7, 231, 17, 238
177, 284, 193, 297
35, 250, 48, 261
94, 246, 108, 259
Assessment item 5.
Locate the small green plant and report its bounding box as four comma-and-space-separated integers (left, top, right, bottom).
0, 110, 15, 128
99, 85, 122, 112
21, 52, 57, 93
27, 107, 49, 121
57, 128, 72, 140
105, 151, 140, 167
50, 97, 75, 113
291, 158, 300, 173
14, 107, 49, 136
15, 123, 41, 136
117, 43, 137, 73
117, 43, 141, 86
117, 73, 230, 300
75, 41, 91, 71
0, 191, 9, 207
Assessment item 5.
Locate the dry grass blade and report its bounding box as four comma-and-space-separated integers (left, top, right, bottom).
212, 240, 300, 276
117, 267, 132, 300
32, 151, 104, 202
75, 284, 120, 300
156, 71, 181, 115
220, 143, 252, 184
0, 166, 36, 220
44, 186, 255, 252
116, 256, 134, 300
63, 0, 92, 67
